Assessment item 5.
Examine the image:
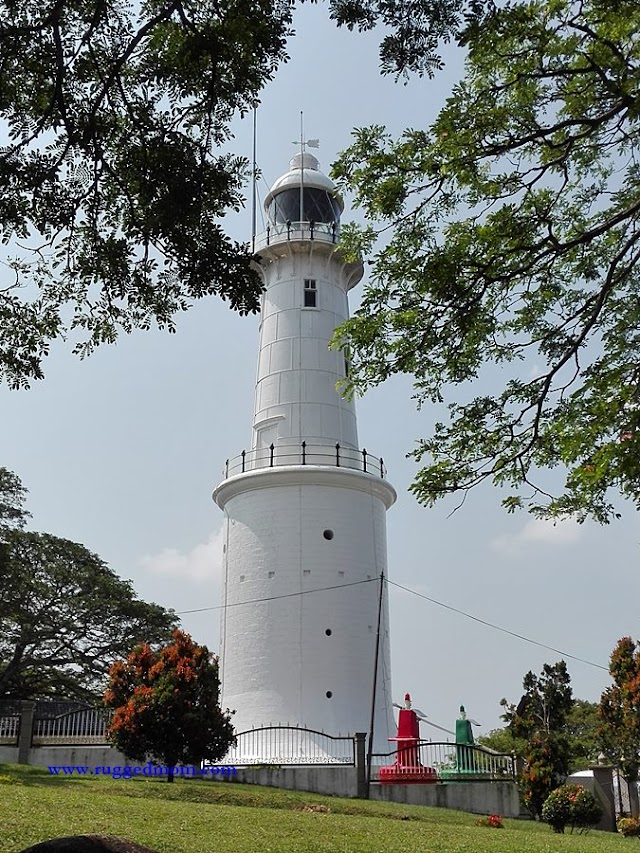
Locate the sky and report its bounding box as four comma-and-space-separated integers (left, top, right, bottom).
1, 3, 639, 740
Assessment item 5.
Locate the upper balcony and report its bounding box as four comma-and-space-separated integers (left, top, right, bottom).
254, 220, 340, 253
221, 441, 388, 480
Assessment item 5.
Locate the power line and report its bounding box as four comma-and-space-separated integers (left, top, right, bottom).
176, 575, 608, 672
386, 578, 608, 672
176, 577, 376, 615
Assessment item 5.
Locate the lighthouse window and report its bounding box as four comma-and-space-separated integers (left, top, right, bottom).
267, 188, 341, 225
325, 629, 332, 636
304, 279, 317, 307
326, 691, 333, 699
323, 529, 334, 540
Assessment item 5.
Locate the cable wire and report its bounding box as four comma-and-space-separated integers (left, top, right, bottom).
176, 577, 376, 615
176, 575, 608, 671
386, 578, 608, 671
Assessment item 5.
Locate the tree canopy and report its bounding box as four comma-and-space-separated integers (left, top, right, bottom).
0, 0, 291, 387
104, 630, 235, 781
0, 466, 30, 534
479, 698, 600, 774
501, 661, 574, 817
332, 0, 640, 522
599, 637, 640, 816
0, 528, 177, 700
0, 467, 176, 699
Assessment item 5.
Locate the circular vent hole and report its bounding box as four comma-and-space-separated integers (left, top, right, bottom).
326, 691, 333, 699
323, 529, 334, 540
325, 629, 332, 636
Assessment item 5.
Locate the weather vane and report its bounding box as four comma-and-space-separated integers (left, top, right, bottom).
292, 111, 320, 156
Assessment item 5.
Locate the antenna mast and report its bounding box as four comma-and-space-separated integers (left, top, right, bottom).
299, 110, 304, 229
251, 105, 258, 254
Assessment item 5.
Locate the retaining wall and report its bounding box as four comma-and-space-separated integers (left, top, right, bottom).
218, 766, 521, 816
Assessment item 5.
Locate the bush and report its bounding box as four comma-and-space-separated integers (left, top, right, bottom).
541, 784, 602, 833
618, 817, 640, 837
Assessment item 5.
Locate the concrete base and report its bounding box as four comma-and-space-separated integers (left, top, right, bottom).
219, 766, 360, 798
217, 766, 520, 816
370, 780, 520, 816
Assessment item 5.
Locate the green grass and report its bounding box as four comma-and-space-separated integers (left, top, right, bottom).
0, 764, 629, 852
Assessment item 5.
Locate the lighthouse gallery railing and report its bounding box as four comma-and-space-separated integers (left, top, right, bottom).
223, 442, 387, 479
255, 220, 339, 252
208, 725, 357, 766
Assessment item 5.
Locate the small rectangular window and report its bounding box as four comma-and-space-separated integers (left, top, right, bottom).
304, 278, 317, 308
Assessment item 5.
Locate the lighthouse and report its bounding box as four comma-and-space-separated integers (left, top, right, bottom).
213, 151, 396, 755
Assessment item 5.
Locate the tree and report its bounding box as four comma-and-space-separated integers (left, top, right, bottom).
0, 528, 177, 700
0, 0, 291, 387
477, 726, 528, 761
565, 699, 601, 773
104, 630, 234, 781
327, 0, 492, 78
599, 637, 640, 817
0, 466, 30, 535
479, 699, 600, 774
332, 0, 640, 522
502, 662, 574, 817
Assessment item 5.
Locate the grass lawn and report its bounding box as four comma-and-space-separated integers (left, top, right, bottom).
0, 764, 630, 852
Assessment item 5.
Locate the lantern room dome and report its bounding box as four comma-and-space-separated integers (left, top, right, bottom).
264, 153, 343, 226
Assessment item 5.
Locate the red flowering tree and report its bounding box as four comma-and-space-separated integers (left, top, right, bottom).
599, 637, 640, 817
104, 630, 234, 782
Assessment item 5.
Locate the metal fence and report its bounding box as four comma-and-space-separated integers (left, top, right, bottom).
223, 442, 387, 479
0, 714, 20, 745
208, 725, 357, 766
370, 741, 516, 781
32, 706, 111, 745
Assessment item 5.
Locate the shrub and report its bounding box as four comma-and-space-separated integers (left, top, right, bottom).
541, 784, 602, 833
618, 817, 640, 837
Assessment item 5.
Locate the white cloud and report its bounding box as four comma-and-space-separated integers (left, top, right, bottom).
491, 517, 582, 556
139, 528, 224, 582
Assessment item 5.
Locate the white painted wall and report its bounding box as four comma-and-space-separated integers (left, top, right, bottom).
215, 467, 395, 752
213, 157, 396, 757
252, 165, 363, 453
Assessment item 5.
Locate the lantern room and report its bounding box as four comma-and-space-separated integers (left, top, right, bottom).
264, 152, 343, 226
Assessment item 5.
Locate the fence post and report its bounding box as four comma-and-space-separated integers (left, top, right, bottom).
17, 700, 35, 765
355, 732, 368, 799
591, 762, 617, 832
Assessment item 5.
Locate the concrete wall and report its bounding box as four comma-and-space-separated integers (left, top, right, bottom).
0, 745, 139, 769
370, 780, 521, 816
223, 766, 360, 798
217, 765, 521, 817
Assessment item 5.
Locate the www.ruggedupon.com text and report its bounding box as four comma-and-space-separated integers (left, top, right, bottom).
48, 764, 236, 779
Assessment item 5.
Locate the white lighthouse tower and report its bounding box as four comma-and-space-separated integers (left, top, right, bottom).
213, 151, 396, 755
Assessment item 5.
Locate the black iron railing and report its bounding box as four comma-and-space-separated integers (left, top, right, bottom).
370, 741, 516, 781
255, 221, 339, 250
208, 725, 357, 766
223, 442, 387, 480
31, 706, 111, 745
